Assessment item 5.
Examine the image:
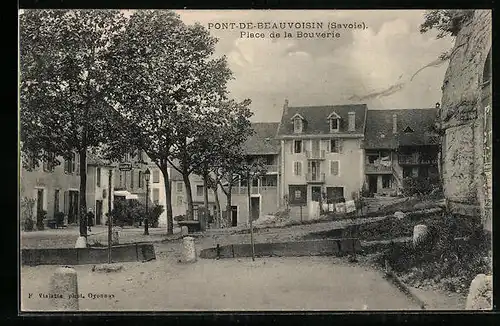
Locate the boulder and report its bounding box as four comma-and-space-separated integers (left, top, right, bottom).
74, 236, 87, 249
465, 274, 492, 310
394, 211, 406, 220
412, 225, 429, 248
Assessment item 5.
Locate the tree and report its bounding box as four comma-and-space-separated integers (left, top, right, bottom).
105, 10, 232, 233
419, 10, 474, 39
191, 99, 254, 227
239, 156, 268, 260
20, 10, 127, 237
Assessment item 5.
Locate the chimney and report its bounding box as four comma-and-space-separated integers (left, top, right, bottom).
435, 102, 440, 109
392, 114, 397, 134
283, 98, 289, 115
348, 111, 356, 131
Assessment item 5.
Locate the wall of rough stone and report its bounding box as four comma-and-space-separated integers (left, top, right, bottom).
439, 10, 492, 230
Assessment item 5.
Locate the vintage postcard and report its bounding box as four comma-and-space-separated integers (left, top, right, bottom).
19, 9, 492, 312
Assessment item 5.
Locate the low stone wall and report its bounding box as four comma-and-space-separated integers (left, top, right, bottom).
21, 243, 156, 266
199, 238, 362, 259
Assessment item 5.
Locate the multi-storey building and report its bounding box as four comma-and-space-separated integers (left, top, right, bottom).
363, 108, 440, 195
276, 100, 367, 218
20, 151, 115, 226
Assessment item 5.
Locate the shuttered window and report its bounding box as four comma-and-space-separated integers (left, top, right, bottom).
330, 161, 339, 176
152, 188, 160, 205
293, 161, 302, 176
153, 170, 160, 183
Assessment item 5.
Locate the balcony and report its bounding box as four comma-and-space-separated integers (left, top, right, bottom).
230, 186, 277, 195
365, 163, 393, 174
306, 150, 325, 160
398, 155, 438, 165
264, 164, 279, 174
306, 172, 325, 183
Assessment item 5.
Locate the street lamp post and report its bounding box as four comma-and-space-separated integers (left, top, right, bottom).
143, 168, 151, 236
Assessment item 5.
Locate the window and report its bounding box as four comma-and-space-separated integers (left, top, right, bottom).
330, 119, 339, 132
54, 189, 60, 213
176, 195, 183, 206
240, 177, 248, 187
152, 188, 160, 205
176, 182, 183, 193
288, 185, 307, 205
130, 170, 134, 189
330, 139, 339, 153
293, 161, 302, 176
382, 175, 392, 188
119, 171, 123, 187
403, 167, 412, 178
368, 155, 378, 164
96, 168, 101, 187
43, 152, 56, 172
294, 140, 302, 153
124, 171, 128, 188
153, 170, 160, 183
252, 178, 259, 187
330, 161, 339, 176
293, 118, 303, 133
196, 185, 204, 197
138, 171, 143, 188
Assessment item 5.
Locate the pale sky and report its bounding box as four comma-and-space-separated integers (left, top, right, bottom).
174, 10, 454, 122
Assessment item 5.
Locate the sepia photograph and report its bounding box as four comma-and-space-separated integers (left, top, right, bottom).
18, 9, 492, 312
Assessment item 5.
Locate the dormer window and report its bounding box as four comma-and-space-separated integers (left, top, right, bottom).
404, 126, 414, 133
330, 118, 339, 132
291, 113, 304, 133
327, 111, 341, 133
293, 118, 302, 133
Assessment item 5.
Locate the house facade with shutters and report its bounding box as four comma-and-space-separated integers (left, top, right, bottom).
20, 151, 115, 227
276, 100, 367, 218
363, 108, 441, 196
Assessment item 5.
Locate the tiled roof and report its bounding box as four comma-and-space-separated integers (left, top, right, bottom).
243, 122, 280, 155
364, 109, 440, 149
277, 104, 368, 136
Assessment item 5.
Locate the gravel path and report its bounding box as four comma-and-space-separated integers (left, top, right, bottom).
21, 256, 421, 311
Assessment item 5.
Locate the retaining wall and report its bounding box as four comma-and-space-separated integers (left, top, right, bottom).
199, 238, 362, 259
21, 243, 156, 266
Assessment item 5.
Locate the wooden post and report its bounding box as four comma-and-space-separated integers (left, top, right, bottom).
108, 169, 113, 264
248, 175, 255, 261
300, 204, 303, 222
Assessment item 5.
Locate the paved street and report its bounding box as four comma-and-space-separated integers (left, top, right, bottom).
21, 256, 421, 311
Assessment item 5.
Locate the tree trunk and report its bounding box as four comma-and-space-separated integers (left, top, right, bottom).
79, 149, 88, 237
203, 172, 209, 213
183, 172, 194, 220
213, 183, 222, 228
225, 184, 232, 228
160, 165, 174, 235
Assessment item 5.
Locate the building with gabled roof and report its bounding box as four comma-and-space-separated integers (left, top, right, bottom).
363, 107, 440, 196
276, 100, 368, 219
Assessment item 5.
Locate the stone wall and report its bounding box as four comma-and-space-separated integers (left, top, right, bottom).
439, 10, 492, 231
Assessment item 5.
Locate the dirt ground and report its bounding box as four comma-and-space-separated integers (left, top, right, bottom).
21, 255, 422, 311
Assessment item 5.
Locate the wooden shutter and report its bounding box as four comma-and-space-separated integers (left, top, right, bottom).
63, 191, 69, 214
307, 161, 311, 175
330, 161, 339, 176
301, 140, 304, 153
290, 141, 294, 154
338, 139, 344, 153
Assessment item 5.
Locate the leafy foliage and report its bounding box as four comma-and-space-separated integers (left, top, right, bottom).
402, 176, 442, 197
111, 199, 164, 228
419, 10, 475, 39
21, 197, 36, 232
20, 10, 127, 236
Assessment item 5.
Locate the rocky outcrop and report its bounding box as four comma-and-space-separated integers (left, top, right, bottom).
465, 274, 492, 310
439, 10, 492, 231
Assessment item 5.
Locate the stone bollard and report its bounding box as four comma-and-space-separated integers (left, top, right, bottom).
49, 266, 79, 311
466, 274, 492, 310
412, 224, 429, 248
180, 236, 197, 263
74, 236, 87, 248
112, 230, 119, 245
181, 226, 189, 236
